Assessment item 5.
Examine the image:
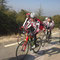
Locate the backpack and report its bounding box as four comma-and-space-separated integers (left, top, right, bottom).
37, 19, 44, 30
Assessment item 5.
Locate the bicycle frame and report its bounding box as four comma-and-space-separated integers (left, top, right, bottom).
21, 33, 34, 51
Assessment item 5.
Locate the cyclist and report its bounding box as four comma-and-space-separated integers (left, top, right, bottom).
43, 17, 55, 38
20, 12, 44, 48
20, 13, 31, 40
29, 13, 44, 48
21, 13, 31, 29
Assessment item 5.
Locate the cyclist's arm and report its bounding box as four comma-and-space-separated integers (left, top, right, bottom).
43, 21, 47, 26
23, 18, 28, 28
50, 21, 55, 29
34, 21, 40, 34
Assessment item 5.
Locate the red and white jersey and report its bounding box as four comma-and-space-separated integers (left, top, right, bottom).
23, 18, 44, 34
23, 18, 29, 28
23, 18, 31, 29
43, 20, 55, 29
31, 20, 40, 34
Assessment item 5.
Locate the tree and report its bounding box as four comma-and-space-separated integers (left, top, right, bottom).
0, 0, 8, 11
36, 6, 44, 21
16, 9, 29, 26
53, 15, 60, 27
36, 6, 43, 16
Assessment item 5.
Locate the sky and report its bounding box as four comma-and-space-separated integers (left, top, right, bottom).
7, 0, 60, 16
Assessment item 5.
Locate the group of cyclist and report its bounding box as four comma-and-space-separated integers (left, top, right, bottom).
20, 12, 55, 48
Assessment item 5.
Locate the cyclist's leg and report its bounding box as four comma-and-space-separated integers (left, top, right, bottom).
25, 33, 29, 42
48, 29, 51, 39
50, 29, 51, 38
47, 29, 48, 35
34, 34, 37, 45
46, 29, 48, 39
31, 34, 36, 49
34, 34, 39, 47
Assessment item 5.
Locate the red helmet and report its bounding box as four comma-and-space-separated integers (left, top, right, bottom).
26, 13, 30, 15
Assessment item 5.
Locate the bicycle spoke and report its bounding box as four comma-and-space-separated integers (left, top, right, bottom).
33, 37, 42, 53
16, 41, 29, 60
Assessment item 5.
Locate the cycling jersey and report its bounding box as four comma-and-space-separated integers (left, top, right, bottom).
24, 18, 32, 30
43, 20, 55, 30
37, 19, 44, 30
26, 18, 44, 34
23, 18, 30, 28
31, 19, 40, 34
22, 17, 44, 34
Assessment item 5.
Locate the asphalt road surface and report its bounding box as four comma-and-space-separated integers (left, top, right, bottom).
0, 29, 60, 60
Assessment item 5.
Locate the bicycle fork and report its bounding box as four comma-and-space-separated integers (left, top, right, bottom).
22, 41, 27, 51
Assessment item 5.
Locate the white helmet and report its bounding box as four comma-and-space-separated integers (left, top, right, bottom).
45, 17, 48, 20
30, 13, 36, 18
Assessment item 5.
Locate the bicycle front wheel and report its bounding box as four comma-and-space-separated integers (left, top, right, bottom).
16, 41, 29, 60
33, 37, 42, 53
42, 34, 47, 47
46, 31, 51, 43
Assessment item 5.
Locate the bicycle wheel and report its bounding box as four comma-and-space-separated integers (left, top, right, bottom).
42, 34, 47, 47
33, 37, 42, 53
17, 36, 21, 45
17, 34, 25, 45
16, 41, 29, 60
46, 31, 51, 43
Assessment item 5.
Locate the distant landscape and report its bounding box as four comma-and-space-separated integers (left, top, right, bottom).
0, 0, 60, 35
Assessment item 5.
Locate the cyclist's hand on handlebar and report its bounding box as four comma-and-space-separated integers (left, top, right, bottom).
21, 26, 24, 28
19, 26, 24, 30
19, 28, 22, 31
48, 29, 50, 32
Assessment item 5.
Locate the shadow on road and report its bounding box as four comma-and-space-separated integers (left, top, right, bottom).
50, 37, 60, 45
3, 47, 60, 60
5, 54, 35, 60
52, 37, 60, 39
50, 41, 60, 45
37, 47, 60, 56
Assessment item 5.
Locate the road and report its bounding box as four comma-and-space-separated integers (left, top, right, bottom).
0, 29, 60, 60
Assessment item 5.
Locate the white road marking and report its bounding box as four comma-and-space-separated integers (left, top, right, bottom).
4, 42, 21, 47
4, 42, 18, 47
4, 32, 58, 48
52, 32, 59, 35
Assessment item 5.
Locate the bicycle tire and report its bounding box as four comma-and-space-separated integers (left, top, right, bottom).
33, 37, 42, 53
16, 41, 29, 60
42, 34, 47, 47
17, 34, 25, 45
46, 31, 51, 43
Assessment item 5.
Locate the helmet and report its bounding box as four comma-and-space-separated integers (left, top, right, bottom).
48, 17, 52, 20
30, 13, 36, 18
48, 17, 52, 22
45, 17, 48, 20
26, 13, 30, 15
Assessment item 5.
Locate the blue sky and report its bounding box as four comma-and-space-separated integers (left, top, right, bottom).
7, 0, 60, 16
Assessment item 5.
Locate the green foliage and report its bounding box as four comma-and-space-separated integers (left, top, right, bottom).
0, 0, 60, 35
37, 16, 45, 21
16, 9, 29, 27
0, 10, 17, 35
16, 9, 28, 23
0, 8, 30, 35
52, 15, 60, 27
0, 0, 8, 11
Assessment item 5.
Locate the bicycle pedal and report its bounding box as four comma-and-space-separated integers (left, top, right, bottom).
21, 49, 25, 52
30, 45, 35, 50
30, 47, 32, 50
35, 44, 39, 47
30, 47, 34, 50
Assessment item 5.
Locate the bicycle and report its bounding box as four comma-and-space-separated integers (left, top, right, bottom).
42, 27, 51, 47
17, 33, 25, 45
16, 30, 42, 60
